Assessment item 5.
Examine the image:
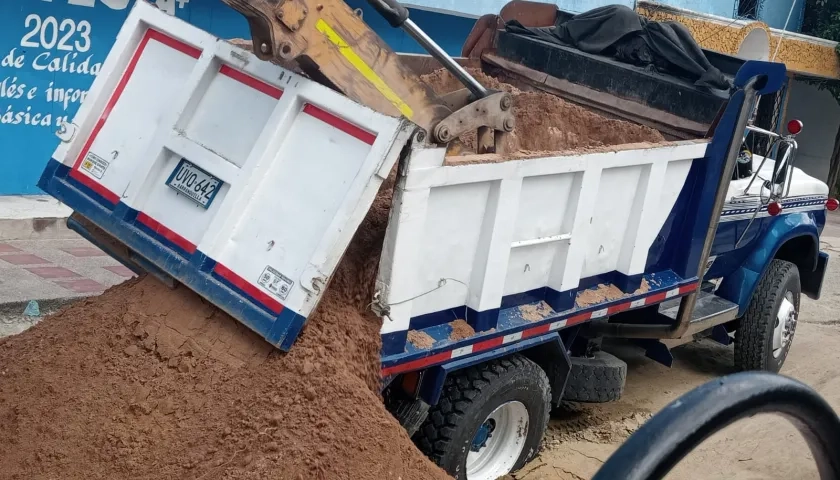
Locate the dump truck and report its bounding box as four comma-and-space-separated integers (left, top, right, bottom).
37, 1, 832, 478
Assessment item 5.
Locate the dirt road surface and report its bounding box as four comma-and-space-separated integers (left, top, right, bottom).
3, 216, 838, 479
512, 214, 840, 480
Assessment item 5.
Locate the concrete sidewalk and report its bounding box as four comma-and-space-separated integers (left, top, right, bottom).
0, 236, 137, 337
0, 196, 137, 300
0, 237, 135, 302
0, 195, 140, 337
0, 195, 73, 241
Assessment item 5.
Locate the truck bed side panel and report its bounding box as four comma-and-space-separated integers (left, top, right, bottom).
377, 141, 707, 355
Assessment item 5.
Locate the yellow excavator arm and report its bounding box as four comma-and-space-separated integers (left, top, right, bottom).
221, 0, 514, 153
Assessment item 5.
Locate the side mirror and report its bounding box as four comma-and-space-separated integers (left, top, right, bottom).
592, 372, 840, 480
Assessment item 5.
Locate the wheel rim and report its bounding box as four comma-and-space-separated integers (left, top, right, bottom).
772, 291, 797, 358
466, 401, 529, 480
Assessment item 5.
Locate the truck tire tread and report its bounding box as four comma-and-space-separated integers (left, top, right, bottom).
563, 351, 627, 403
735, 259, 799, 372
413, 354, 551, 478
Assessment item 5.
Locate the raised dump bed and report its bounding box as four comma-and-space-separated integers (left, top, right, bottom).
39, 2, 413, 350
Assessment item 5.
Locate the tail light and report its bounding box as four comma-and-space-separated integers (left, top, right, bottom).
787, 119, 803, 135
827, 198, 839, 211
768, 202, 783, 216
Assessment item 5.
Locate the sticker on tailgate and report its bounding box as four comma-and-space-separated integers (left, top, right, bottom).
259, 266, 294, 300
81, 152, 109, 179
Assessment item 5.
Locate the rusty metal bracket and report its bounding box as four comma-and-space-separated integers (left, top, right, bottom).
437, 88, 473, 111
433, 91, 515, 152
275, 0, 308, 32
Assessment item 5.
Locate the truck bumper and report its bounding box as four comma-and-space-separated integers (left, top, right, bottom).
802, 251, 829, 300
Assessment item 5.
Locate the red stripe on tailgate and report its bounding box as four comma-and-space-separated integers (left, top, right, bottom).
608, 302, 631, 315
136, 212, 196, 254
219, 65, 283, 99
72, 31, 152, 172
213, 263, 284, 315
71, 29, 200, 198
147, 29, 201, 59
302, 104, 377, 145
68, 169, 120, 204
646, 291, 668, 304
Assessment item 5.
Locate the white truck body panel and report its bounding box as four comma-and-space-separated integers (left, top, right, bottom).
377, 140, 708, 336
50, 1, 412, 329
723, 156, 830, 222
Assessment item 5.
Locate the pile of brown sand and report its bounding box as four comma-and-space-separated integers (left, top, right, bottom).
420, 68, 665, 153
0, 180, 449, 480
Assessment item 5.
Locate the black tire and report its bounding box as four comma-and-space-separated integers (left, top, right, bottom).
413, 355, 551, 479
735, 259, 800, 373
563, 351, 627, 403
385, 392, 430, 437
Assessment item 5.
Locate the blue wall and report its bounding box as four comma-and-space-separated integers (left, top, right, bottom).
758, 0, 805, 30
403, 0, 632, 16
656, 0, 736, 19
345, 0, 475, 55
0, 0, 251, 195
0, 0, 475, 196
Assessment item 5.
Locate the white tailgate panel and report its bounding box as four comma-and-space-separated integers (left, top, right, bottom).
51, 2, 412, 325
218, 108, 382, 310
580, 165, 644, 279
78, 39, 197, 198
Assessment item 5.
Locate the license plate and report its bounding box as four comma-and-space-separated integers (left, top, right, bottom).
166, 159, 222, 208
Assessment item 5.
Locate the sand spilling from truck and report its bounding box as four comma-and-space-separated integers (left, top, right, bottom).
0, 181, 449, 480
420, 68, 665, 155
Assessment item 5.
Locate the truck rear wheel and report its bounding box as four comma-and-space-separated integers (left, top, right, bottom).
414, 354, 551, 480
735, 259, 800, 373
563, 351, 627, 403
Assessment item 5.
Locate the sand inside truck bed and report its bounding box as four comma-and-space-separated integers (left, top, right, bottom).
0, 179, 449, 480
419, 68, 665, 155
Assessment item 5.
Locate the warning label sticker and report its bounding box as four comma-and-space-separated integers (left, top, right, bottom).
258, 265, 294, 300
80, 152, 109, 179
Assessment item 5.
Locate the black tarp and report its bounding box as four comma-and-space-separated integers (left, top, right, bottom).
505, 5, 731, 91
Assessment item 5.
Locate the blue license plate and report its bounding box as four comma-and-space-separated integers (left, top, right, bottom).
166, 158, 222, 209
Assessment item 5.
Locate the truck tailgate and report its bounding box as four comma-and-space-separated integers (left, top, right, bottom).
39, 1, 412, 350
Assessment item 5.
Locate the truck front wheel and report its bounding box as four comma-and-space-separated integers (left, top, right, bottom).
414, 354, 551, 480
735, 259, 800, 372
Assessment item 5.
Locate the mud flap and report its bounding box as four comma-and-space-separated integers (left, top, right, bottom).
802, 251, 828, 300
